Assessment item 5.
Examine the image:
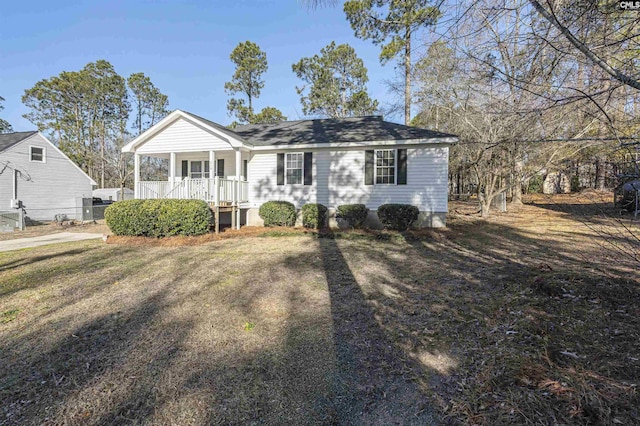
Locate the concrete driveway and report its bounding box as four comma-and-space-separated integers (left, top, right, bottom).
0, 232, 104, 252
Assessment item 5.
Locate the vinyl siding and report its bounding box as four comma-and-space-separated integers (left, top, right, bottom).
247, 145, 449, 212
136, 117, 233, 154
0, 134, 94, 221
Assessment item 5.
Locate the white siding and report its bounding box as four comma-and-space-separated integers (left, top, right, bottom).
0, 134, 94, 221
247, 145, 449, 212
137, 117, 232, 154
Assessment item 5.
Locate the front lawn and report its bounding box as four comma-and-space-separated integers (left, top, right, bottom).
1, 194, 638, 425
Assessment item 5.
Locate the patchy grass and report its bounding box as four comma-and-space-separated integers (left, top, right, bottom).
0, 221, 109, 242
1, 309, 20, 323
1, 193, 638, 425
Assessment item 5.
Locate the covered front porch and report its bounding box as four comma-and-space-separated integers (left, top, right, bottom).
134, 147, 249, 203
122, 110, 259, 231
133, 148, 250, 230
137, 177, 248, 205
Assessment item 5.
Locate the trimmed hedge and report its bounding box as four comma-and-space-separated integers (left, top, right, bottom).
336, 204, 369, 229
301, 203, 328, 229
105, 199, 213, 237
259, 201, 296, 227
377, 204, 419, 231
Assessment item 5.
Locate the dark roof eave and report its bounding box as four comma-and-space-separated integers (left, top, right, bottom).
0, 131, 38, 153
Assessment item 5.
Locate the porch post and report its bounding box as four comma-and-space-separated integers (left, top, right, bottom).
134, 153, 140, 199
235, 149, 242, 229
169, 152, 176, 183
209, 150, 216, 177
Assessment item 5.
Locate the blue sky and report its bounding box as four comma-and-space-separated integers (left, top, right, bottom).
0, 0, 403, 132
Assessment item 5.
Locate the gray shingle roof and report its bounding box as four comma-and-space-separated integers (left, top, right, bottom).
232, 116, 456, 146
0, 131, 37, 153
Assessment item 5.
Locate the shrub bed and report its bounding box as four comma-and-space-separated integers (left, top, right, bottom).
377, 204, 419, 231
259, 201, 296, 227
301, 203, 328, 229
336, 204, 369, 229
105, 199, 213, 237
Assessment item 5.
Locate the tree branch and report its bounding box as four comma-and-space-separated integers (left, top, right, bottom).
529, 0, 640, 91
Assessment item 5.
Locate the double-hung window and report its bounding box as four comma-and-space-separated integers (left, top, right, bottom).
375, 149, 395, 184
286, 153, 303, 184
189, 161, 210, 179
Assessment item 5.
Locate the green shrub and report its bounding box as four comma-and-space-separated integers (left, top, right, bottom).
336, 204, 369, 228
105, 199, 213, 237
259, 201, 296, 227
570, 175, 580, 192
377, 204, 419, 231
528, 175, 543, 193
301, 203, 328, 229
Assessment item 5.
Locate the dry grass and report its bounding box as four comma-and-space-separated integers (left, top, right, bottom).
1, 193, 638, 425
0, 221, 109, 242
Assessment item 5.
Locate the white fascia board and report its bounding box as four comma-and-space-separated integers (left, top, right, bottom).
248, 136, 458, 151
122, 110, 252, 153
31, 133, 98, 186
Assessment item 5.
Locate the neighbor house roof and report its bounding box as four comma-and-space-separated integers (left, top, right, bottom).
232, 116, 457, 147
0, 131, 38, 153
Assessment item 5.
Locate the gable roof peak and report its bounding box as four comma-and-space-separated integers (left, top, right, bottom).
0, 131, 38, 153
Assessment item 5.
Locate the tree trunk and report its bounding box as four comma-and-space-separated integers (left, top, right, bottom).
404, 30, 411, 125
479, 196, 491, 217
100, 135, 105, 189
595, 156, 606, 190
512, 180, 523, 205
511, 160, 524, 205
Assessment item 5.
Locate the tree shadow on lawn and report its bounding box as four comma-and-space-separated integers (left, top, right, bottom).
2, 239, 341, 425
330, 220, 640, 424
2, 220, 637, 425
0, 243, 142, 298
0, 247, 97, 273
1, 287, 190, 424
315, 232, 440, 425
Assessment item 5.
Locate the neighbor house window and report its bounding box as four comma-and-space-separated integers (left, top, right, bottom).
286, 153, 303, 184
375, 149, 395, 184
30, 146, 45, 163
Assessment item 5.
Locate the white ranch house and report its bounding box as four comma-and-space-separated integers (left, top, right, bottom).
122, 110, 457, 228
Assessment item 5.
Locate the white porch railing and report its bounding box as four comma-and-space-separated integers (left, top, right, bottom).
138, 177, 248, 204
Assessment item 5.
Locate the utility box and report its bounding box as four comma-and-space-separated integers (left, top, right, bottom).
76, 197, 93, 222
491, 192, 507, 212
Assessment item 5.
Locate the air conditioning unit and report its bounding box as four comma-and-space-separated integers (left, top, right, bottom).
10, 199, 21, 209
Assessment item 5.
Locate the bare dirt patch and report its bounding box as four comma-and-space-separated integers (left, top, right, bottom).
1, 194, 638, 425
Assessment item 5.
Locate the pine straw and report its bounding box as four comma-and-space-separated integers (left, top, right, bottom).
429, 192, 640, 425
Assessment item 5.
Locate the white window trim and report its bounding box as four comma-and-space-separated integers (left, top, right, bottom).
285, 152, 304, 185
374, 148, 396, 185
29, 146, 46, 163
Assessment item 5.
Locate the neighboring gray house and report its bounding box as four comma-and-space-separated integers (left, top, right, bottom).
122, 110, 457, 228
0, 131, 96, 222
93, 187, 134, 201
